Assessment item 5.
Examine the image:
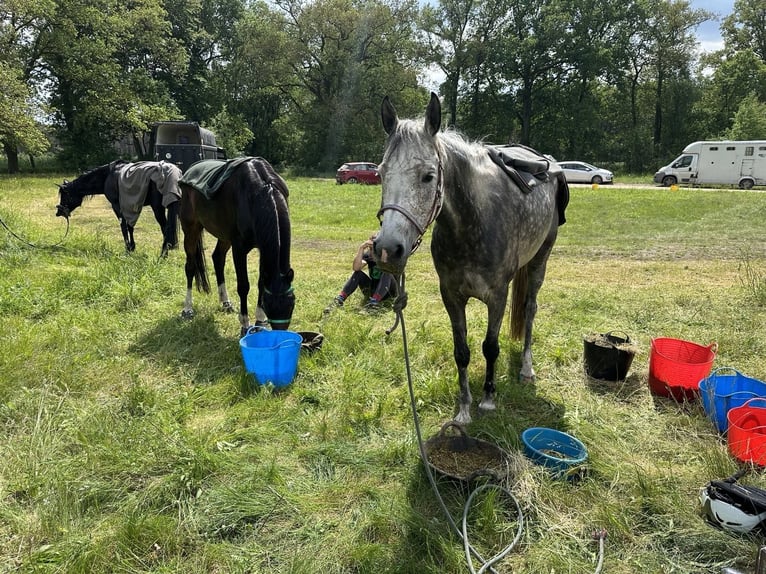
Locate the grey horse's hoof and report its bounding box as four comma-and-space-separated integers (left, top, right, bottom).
180, 309, 195, 320
478, 398, 497, 413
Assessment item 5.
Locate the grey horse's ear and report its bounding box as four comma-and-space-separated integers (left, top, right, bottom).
381, 96, 398, 135
425, 92, 441, 136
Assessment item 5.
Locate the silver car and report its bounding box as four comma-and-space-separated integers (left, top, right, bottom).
559, 161, 613, 184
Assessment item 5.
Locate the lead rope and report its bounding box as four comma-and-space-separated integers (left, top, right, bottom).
0, 212, 70, 249
389, 273, 524, 574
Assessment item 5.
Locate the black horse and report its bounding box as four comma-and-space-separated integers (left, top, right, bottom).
55, 160, 181, 256
178, 157, 296, 334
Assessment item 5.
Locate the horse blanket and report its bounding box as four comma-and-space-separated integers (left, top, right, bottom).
178, 157, 255, 200
117, 161, 182, 226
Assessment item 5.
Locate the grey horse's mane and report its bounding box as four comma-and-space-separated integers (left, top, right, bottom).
385, 118, 490, 173
439, 128, 489, 158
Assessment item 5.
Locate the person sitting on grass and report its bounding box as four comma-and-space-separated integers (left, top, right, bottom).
329, 233, 395, 312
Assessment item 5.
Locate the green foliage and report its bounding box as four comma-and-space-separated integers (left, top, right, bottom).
277, 0, 422, 169
0, 63, 49, 156
727, 92, 766, 140
207, 108, 254, 157
3, 0, 766, 176
222, 3, 295, 161
40, 0, 186, 166
722, 0, 766, 60
697, 50, 766, 141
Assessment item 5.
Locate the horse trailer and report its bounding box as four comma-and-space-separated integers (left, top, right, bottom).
654, 140, 766, 189
150, 121, 226, 173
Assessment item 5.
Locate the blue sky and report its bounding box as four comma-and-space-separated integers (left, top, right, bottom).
692, 0, 735, 52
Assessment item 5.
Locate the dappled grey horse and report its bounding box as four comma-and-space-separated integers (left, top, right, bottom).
374, 93, 569, 424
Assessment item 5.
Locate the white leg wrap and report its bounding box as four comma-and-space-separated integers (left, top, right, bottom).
218, 284, 230, 305
183, 289, 193, 314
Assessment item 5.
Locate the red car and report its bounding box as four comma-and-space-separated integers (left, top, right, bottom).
335, 162, 381, 185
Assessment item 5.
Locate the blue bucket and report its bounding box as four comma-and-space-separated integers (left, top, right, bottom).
700, 367, 766, 433
239, 329, 302, 387
521, 427, 588, 479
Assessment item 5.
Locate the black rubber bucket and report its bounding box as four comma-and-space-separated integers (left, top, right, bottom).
583, 331, 636, 381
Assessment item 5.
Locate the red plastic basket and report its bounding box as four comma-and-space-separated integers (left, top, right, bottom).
727, 398, 766, 466
648, 337, 717, 401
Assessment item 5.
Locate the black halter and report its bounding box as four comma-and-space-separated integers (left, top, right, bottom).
376, 160, 444, 255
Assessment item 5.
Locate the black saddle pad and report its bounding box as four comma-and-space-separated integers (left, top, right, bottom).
488, 144, 568, 226
487, 144, 554, 194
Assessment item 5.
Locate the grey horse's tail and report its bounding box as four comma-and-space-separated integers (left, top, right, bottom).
193, 235, 210, 294
510, 264, 528, 340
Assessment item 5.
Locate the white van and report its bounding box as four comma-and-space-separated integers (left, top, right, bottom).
653, 140, 766, 189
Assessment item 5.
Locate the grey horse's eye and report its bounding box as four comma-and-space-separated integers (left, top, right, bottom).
422, 173, 435, 183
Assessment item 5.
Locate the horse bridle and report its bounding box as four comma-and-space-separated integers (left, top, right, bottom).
376, 159, 444, 255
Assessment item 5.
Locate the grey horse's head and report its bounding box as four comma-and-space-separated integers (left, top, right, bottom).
374, 92, 444, 276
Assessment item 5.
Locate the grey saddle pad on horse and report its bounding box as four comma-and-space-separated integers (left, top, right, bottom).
179, 157, 255, 200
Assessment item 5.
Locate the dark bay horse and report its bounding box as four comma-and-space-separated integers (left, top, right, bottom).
374, 93, 569, 424
55, 160, 181, 255
178, 157, 295, 334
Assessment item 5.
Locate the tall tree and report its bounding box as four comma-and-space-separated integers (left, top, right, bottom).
453, 0, 516, 138
558, 0, 636, 157
220, 1, 297, 162
418, 0, 480, 127
727, 91, 766, 139
644, 0, 710, 159
40, 0, 188, 166
612, 0, 660, 171
721, 0, 766, 60
160, 0, 245, 122
696, 49, 766, 138
0, 63, 49, 172
490, 0, 574, 146
0, 0, 54, 172
273, 0, 421, 170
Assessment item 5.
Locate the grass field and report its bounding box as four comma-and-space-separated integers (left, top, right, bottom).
2, 173, 766, 573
